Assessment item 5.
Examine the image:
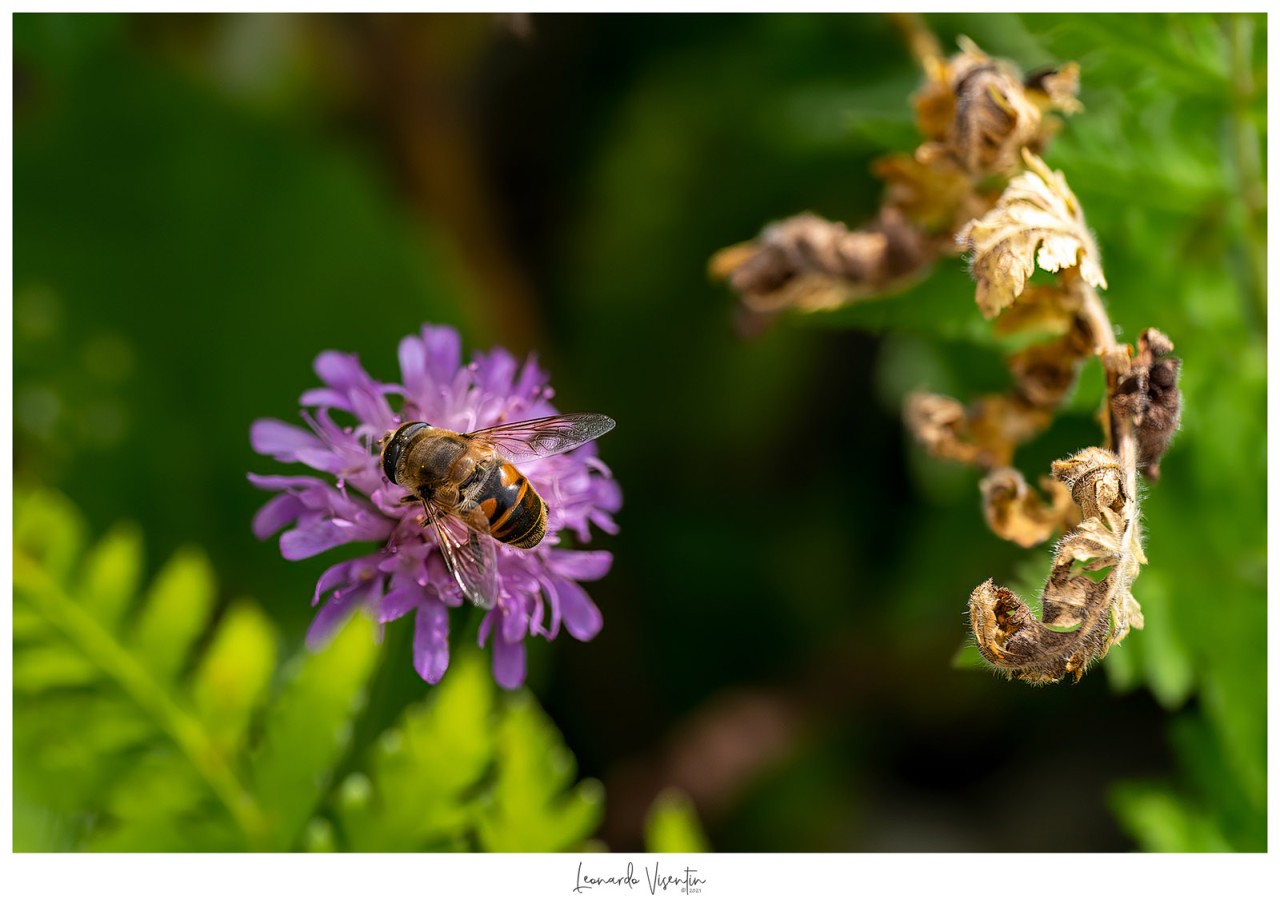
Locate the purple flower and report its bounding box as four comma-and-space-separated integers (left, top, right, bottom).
250, 325, 620, 689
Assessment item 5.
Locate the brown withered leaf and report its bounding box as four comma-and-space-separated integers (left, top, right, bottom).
1113, 328, 1182, 481
948, 38, 1043, 176
960, 150, 1107, 319
905, 392, 1052, 470
980, 467, 1079, 547
1024, 63, 1084, 116
1005, 320, 1093, 408
912, 52, 957, 142
708, 209, 935, 316
907, 300, 1091, 475
914, 37, 1073, 178
904, 393, 973, 462
713, 39, 1082, 322
970, 447, 1144, 683
991, 283, 1080, 338
873, 152, 985, 237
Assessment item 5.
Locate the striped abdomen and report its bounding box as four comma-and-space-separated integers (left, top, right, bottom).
475, 460, 547, 549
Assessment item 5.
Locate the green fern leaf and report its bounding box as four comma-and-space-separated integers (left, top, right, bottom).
15, 487, 608, 853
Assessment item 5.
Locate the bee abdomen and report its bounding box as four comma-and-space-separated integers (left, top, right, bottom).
478, 462, 548, 549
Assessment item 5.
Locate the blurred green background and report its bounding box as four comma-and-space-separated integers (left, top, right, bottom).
13, 12, 1266, 852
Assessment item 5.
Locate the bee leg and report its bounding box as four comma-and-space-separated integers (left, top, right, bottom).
400, 494, 418, 504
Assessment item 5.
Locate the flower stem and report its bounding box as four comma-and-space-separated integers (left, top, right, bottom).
14, 552, 272, 850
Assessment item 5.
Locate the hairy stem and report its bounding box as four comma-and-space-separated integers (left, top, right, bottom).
887, 12, 943, 69
14, 552, 271, 850
1076, 276, 1137, 500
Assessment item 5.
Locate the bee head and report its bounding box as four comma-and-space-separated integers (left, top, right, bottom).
380, 421, 430, 485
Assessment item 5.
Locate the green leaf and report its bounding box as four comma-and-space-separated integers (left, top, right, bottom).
333, 651, 604, 853
1130, 575, 1194, 709
336, 651, 496, 851
477, 692, 605, 852
645, 788, 711, 853
102, 748, 208, 823
303, 817, 338, 853
191, 600, 277, 755
1109, 782, 1233, 852
16, 488, 607, 853
81, 523, 144, 630
13, 487, 85, 581
1102, 637, 1141, 694
250, 615, 379, 849
14, 488, 268, 850
130, 547, 217, 682
12, 641, 99, 691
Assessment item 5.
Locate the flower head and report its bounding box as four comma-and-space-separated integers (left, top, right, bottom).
250, 324, 620, 689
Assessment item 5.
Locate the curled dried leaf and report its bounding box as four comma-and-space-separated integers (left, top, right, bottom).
991, 283, 1080, 338
873, 152, 988, 237
912, 52, 959, 142
980, 467, 1079, 548
914, 38, 1078, 178
949, 47, 1043, 176
1005, 320, 1093, 408
960, 150, 1107, 319
905, 393, 970, 461
708, 209, 934, 316
713, 38, 1080, 322
1023, 63, 1084, 116
970, 447, 1144, 682
905, 392, 1051, 470
1113, 328, 1182, 481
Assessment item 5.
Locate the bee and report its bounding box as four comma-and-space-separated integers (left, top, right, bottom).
380, 413, 615, 609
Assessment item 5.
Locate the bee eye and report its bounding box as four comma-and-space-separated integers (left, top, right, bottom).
381, 421, 428, 485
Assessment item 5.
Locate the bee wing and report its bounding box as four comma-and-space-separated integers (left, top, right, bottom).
466, 413, 616, 463
422, 500, 500, 610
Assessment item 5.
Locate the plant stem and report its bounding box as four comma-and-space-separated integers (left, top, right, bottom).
14, 553, 272, 850
887, 12, 943, 69
1075, 277, 1137, 503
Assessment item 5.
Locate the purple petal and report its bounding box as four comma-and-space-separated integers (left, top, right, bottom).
398, 334, 429, 401
588, 510, 619, 537
247, 472, 328, 492
477, 608, 496, 647
280, 515, 390, 560
306, 593, 361, 651
378, 586, 422, 623
421, 326, 462, 388
473, 348, 518, 397
251, 418, 324, 460
512, 354, 549, 404
314, 351, 367, 390
253, 493, 306, 540
491, 636, 526, 690
502, 599, 528, 644
312, 559, 355, 605
552, 576, 603, 642
413, 601, 450, 683
293, 446, 346, 473
547, 548, 613, 582
299, 388, 349, 410
540, 578, 563, 639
